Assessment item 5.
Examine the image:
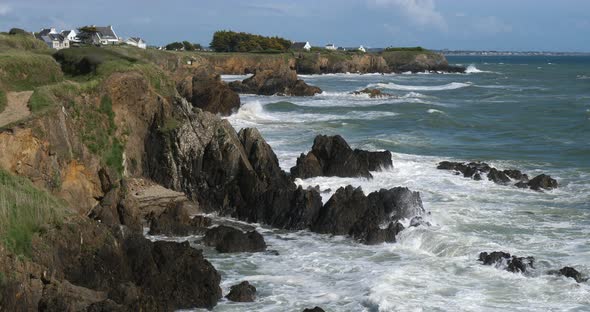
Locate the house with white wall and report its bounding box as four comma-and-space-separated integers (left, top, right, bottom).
325, 43, 337, 50
60, 29, 80, 43
291, 41, 311, 51
36, 28, 69, 50
126, 37, 147, 49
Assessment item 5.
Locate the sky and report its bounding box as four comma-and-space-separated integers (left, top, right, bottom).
1, 0, 589, 52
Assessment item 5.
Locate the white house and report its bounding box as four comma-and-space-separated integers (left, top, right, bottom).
79, 25, 120, 45
36, 28, 69, 50
358, 45, 366, 53
60, 29, 80, 43
325, 43, 337, 50
126, 37, 147, 49
291, 41, 311, 51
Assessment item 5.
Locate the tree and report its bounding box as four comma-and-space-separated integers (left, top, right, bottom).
78, 26, 99, 44
165, 42, 184, 51
182, 41, 195, 51
8, 28, 29, 35
209, 30, 292, 53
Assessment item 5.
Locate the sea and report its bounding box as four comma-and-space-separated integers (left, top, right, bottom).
171, 56, 590, 311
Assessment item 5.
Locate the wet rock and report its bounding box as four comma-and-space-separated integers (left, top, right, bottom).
147, 202, 211, 236
265, 250, 280, 256
410, 216, 431, 227
311, 185, 424, 244
527, 174, 558, 191
86, 299, 126, 312
551, 267, 587, 283
229, 67, 321, 96
503, 169, 529, 181
478, 251, 535, 273
487, 168, 511, 184
190, 68, 241, 116
38, 279, 107, 312
203, 225, 266, 253
225, 281, 257, 302
303, 307, 326, 312
291, 135, 393, 179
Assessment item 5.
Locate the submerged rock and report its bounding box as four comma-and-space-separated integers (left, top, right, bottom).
478, 251, 535, 273
352, 88, 395, 98
527, 174, 558, 191
203, 225, 266, 253
303, 307, 326, 312
225, 281, 257, 302
549, 267, 587, 283
290, 135, 392, 179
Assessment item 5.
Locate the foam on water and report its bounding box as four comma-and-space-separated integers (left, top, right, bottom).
368, 82, 472, 91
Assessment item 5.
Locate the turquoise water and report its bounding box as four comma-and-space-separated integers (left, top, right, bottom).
188, 57, 590, 311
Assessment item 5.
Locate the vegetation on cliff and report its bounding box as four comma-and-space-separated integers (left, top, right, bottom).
0, 90, 5, 113
210, 30, 292, 52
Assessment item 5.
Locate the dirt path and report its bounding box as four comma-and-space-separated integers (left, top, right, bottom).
0, 91, 33, 127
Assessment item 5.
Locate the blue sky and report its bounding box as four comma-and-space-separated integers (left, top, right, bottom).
1, 0, 589, 51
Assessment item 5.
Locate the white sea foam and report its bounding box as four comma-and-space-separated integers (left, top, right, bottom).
427, 108, 445, 114
368, 82, 472, 91
220, 74, 252, 82
465, 64, 495, 74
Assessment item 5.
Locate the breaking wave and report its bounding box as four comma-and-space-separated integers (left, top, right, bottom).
368, 82, 472, 91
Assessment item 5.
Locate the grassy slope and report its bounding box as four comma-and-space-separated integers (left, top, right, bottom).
0, 168, 66, 256
0, 90, 5, 113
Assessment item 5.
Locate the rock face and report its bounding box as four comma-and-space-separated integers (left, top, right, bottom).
229, 67, 321, 96
203, 225, 266, 253
478, 251, 535, 273
147, 203, 211, 236
225, 281, 257, 302
290, 135, 393, 179
187, 68, 241, 116
88, 180, 142, 233
145, 100, 323, 230
437, 161, 557, 191
303, 308, 326, 312
311, 186, 424, 244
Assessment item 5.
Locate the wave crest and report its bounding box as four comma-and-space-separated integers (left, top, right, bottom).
368, 82, 472, 91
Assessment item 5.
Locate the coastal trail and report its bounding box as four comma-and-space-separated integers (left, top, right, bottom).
0, 91, 33, 127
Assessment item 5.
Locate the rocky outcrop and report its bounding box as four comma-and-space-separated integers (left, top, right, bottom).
303, 308, 326, 312
229, 67, 321, 96
550, 267, 587, 283
225, 281, 257, 302
352, 88, 395, 98
180, 67, 241, 116
147, 203, 211, 236
203, 225, 266, 253
437, 161, 557, 191
478, 251, 535, 273
145, 100, 323, 230
290, 135, 393, 179
381, 51, 465, 73
88, 180, 142, 233
311, 186, 424, 244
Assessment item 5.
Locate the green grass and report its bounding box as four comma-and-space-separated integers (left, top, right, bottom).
0, 33, 51, 52
0, 168, 66, 256
0, 52, 63, 91
0, 90, 6, 113
384, 46, 427, 52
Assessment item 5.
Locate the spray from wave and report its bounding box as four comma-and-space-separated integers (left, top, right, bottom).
368, 82, 472, 91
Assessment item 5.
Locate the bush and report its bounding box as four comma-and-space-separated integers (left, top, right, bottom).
8, 28, 29, 36
0, 52, 63, 91
0, 168, 66, 256
0, 33, 49, 51
0, 90, 6, 113
53, 47, 138, 77
384, 46, 427, 52
210, 30, 292, 52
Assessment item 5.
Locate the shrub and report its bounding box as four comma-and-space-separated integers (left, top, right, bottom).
0, 52, 63, 91
8, 28, 29, 36
384, 46, 427, 52
0, 90, 6, 113
210, 30, 292, 52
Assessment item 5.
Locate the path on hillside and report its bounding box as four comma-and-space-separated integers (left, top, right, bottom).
0, 91, 33, 127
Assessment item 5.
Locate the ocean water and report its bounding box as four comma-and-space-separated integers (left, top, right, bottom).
185, 56, 590, 311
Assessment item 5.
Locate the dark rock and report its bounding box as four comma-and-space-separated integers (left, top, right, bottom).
225, 281, 256, 302
527, 174, 558, 191
303, 307, 326, 312
410, 216, 431, 227
503, 169, 529, 181
203, 225, 266, 253
147, 202, 211, 236
190, 68, 241, 116
478, 251, 534, 273
352, 88, 395, 98
265, 250, 280, 256
291, 135, 392, 179
229, 67, 321, 96
88, 187, 142, 233
38, 280, 107, 312
515, 181, 529, 188
86, 299, 126, 312
312, 185, 424, 244
553, 267, 587, 283
487, 168, 511, 184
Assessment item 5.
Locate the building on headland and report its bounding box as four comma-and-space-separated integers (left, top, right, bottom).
78, 25, 120, 45
126, 37, 147, 49
60, 29, 80, 43
291, 41, 311, 51
358, 45, 366, 53
325, 43, 337, 50
36, 28, 69, 50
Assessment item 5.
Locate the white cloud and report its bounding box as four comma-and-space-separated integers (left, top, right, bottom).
370, 0, 447, 31
0, 3, 11, 15
474, 16, 512, 35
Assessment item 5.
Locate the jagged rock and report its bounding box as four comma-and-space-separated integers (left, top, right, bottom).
38, 279, 108, 312
229, 67, 321, 96
503, 169, 529, 181
190, 68, 241, 116
88, 186, 142, 233
86, 299, 126, 312
303, 307, 326, 312
147, 202, 211, 236
527, 174, 558, 191
225, 281, 257, 302
311, 185, 423, 244
291, 135, 393, 179
203, 225, 266, 253
549, 267, 587, 283
478, 251, 535, 273
487, 168, 510, 184
352, 88, 394, 98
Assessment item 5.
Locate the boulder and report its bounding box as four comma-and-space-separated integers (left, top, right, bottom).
229, 67, 321, 96
303, 308, 326, 312
551, 267, 587, 283
225, 281, 256, 302
37, 279, 107, 312
147, 202, 212, 236
311, 185, 424, 244
190, 68, 240, 116
352, 88, 394, 98
291, 135, 393, 179
478, 251, 535, 273
487, 168, 510, 184
88, 186, 142, 233
527, 174, 558, 191
203, 225, 266, 253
